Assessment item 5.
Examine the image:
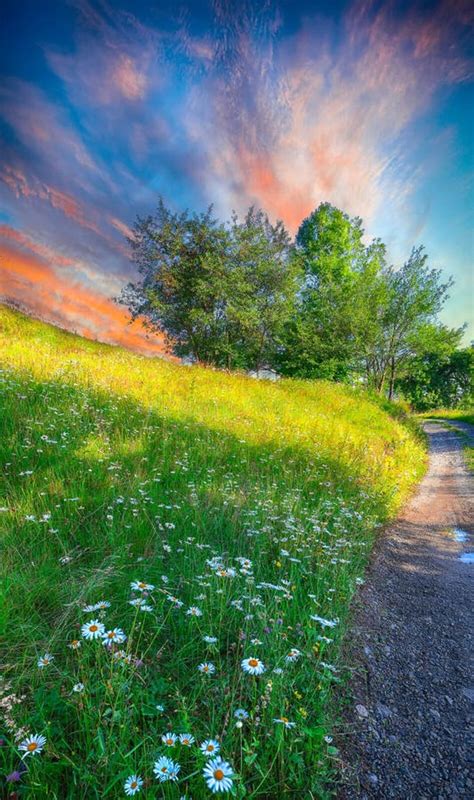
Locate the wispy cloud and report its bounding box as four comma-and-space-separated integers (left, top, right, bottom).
0, 0, 472, 348
186, 0, 473, 231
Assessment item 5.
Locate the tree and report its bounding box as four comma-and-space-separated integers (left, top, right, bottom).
119, 198, 298, 370
277, 203, 387, 381
398, 325, 473, 410
227, 207, 299, 370
369, 247, 453, 398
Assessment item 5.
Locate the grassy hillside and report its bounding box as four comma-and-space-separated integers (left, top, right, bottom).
0, 306, 425, 798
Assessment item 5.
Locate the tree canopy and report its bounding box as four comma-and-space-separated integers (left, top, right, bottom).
119, 197, 470, 410
119, 199, 299, 371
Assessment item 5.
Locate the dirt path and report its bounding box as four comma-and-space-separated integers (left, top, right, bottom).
338, 420, 473, 799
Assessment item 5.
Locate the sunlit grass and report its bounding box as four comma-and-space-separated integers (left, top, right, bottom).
0, 306, 425, 798
422, 408, 474, 426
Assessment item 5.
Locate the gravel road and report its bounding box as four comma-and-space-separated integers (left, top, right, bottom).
338, 420, 473, 799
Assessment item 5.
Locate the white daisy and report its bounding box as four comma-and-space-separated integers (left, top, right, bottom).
161, 732, 177, 747
166, 595, 184, 607
200, 739, 220, 757
203, 757, 234, 793
37, 653, 54, 668
129, 598, 152, 612
285, 648, 301, 663
95, 600, 111, 611
310, 614, 338, 628
102, 628, 127, 646
19, 733, 46, 756
273, 717, 296, 728
186, 606, 203, 617
179, 733, 195, 746
81, 619, 105, 640
234, 708, 249, 720
168, 763, 180, 781
68, 639, 81, 650
153, 756, 180, 782
124, 774, 143, 795
203, 635, 217, 644
198, 662, 216, 675
129, 598, 145, 607
72, 683, 84, 693
131, 580, 155, 592
215, 567, 236, 578
241, 656, 265, 676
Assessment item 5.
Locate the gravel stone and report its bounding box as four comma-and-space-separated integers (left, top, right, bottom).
338, 421, 474, 799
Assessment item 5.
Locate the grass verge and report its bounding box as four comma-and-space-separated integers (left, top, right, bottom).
422, 409, 474, 426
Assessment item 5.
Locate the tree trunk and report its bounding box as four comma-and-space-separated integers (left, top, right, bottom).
388, 356, 396, 400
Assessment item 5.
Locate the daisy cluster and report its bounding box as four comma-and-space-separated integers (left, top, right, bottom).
0, 352, 420, 797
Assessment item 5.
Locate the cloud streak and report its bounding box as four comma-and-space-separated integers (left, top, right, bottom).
0, 228, 168, 356
0, 0, 472, 348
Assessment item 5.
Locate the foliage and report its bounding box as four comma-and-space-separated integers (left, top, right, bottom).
275, 205, 458, 400
369, 248, 454, 398
277, 203, 386, 381
119, 200, 298, 371
398, 324, 473, 410
0, 306, 425, 798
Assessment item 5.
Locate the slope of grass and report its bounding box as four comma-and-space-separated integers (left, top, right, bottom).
0, 307, 425, 799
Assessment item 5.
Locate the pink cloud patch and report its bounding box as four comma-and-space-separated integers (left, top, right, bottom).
113, 54, 148, 100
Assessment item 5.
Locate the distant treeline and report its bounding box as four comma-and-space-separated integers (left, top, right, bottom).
119, 199, 473, 410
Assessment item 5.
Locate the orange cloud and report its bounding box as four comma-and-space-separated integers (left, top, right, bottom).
109, 216, 134, 239
0, 238, 169, 357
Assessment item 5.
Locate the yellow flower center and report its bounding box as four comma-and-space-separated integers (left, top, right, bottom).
281, 717, 289, 723
161, 767, 168, 773
89, 625, 98, 632
130, 781, 137, 788
107, 632, 115, 638
214, 769, 225, 781
207, 745, 215, 752
166, 738, 173, 745
249, 658, 259, 668
27, 742, 38, 751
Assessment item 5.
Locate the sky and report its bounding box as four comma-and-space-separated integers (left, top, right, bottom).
0, 0, 473, 354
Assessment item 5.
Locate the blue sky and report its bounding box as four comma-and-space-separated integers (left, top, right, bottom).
0, 0, 472, 350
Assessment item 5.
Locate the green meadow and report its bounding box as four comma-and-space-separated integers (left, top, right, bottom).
0, 306, 425, 798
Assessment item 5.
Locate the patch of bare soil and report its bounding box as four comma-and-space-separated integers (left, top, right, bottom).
337, 421, 473, 799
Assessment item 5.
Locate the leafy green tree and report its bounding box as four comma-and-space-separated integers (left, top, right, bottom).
398, 324, 473, 409
227, 207, 300, 370
277, 203, 387, 381
371, 247, 453, 398
119, 198, 298, 370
